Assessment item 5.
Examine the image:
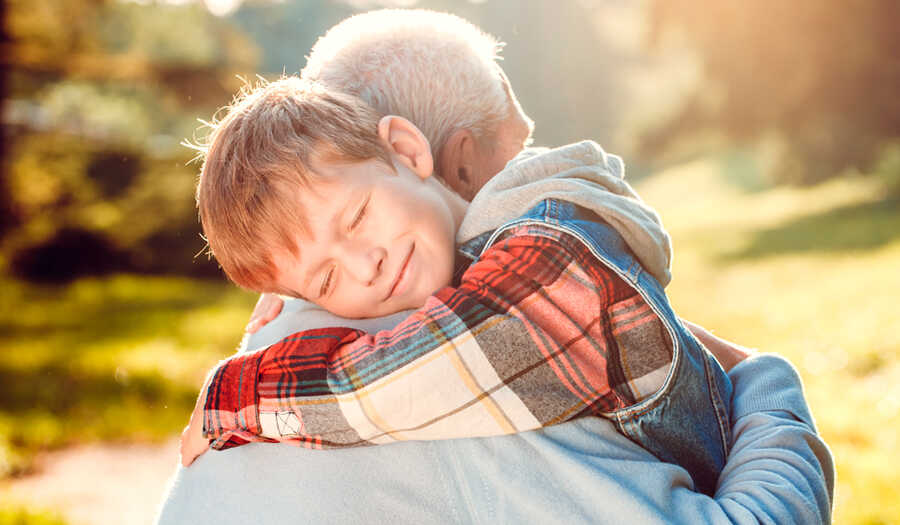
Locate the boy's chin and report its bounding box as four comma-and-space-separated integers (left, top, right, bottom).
331, 282, 449, 320
331, 299, 420, 320
368, 291, 439, 319
376, 297, 429, 318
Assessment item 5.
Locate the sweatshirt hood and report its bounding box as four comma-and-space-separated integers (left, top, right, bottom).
457, 140, 673, 286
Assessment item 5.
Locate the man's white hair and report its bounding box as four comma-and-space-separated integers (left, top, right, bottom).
301, 9, 513, 158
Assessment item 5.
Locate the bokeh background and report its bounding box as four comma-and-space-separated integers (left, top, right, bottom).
1, 0, 898, 523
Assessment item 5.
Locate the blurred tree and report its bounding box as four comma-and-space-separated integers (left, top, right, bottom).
231, 1, 354, 75
1, 0, 260, 280
641, 0, 900, 185
0, 0, 17, 242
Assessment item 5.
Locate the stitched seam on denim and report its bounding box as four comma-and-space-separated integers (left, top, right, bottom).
701, 346, 732, 455
547, 198, 559, 224
684, 326, 731, 456
614, 410, 634, 442
629, 259, 641, 282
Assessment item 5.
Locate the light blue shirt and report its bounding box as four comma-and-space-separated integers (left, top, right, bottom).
155, 347, 833, 524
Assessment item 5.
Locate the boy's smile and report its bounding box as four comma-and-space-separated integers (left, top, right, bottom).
272, 155, 462, 319
385, 240, 415, 300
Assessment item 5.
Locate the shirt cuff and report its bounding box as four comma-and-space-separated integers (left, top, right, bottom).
728, 352, 816, 430
202, 350, 265, 448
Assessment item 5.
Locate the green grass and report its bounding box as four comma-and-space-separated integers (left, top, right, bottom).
0, 505, 68, 525
638, 156, 900, 525
0, 274, 256, 477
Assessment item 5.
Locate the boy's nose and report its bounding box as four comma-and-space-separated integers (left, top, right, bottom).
341, 243, 386, 285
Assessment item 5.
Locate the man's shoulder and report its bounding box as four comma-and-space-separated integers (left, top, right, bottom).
493, 198, 620, 249
459, 199, 573, 258
461, 197, 624, 263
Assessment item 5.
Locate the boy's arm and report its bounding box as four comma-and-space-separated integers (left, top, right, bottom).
199, 224, 667, 450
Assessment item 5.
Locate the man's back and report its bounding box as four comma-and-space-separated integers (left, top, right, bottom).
157, 302, 833, 524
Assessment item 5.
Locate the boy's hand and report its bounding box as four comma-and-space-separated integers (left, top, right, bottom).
246, 293, 284, 333
180, 378, 211, 467
682, 320, 755, 372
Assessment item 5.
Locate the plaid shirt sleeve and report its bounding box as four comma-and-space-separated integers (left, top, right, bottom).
203, 224, 673, 450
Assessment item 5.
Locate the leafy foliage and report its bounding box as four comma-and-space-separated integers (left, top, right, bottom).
2, 0, 259, 281
642, 0, 900, 185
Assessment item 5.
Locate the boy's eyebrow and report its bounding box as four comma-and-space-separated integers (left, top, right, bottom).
294, 188, 360, 298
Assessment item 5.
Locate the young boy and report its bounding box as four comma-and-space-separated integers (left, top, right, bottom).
187, 76, 732, 494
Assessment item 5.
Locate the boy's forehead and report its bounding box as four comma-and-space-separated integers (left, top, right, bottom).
285, 169, 362, 243
294, 167, 361, 208
297, 157, 396, 208
268, 173, 362, 297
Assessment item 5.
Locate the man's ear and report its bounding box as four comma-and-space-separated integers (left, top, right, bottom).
377, 116, 433, 180
439, 128, 479, 201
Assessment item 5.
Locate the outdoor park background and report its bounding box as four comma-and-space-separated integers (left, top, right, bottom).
1, 0, 898, 523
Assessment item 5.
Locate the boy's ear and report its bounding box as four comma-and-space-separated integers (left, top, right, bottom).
377, 116, 433, 180
439, 128, 479, 201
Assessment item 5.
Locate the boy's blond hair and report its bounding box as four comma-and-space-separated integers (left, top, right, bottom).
302, 9, 523, 160
195, 76, 392, 293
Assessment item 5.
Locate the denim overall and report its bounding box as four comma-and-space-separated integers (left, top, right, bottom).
460, 199, 733, 495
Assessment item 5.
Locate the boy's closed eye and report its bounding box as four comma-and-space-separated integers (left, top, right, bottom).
319, 193, 370, 297
348, 194, 370, 232
320, 266, 335, 298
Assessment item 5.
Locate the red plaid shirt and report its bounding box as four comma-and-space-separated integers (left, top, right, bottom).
204, 223, 673, 449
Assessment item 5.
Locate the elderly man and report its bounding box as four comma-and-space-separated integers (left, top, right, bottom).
156, 10, 832, 524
